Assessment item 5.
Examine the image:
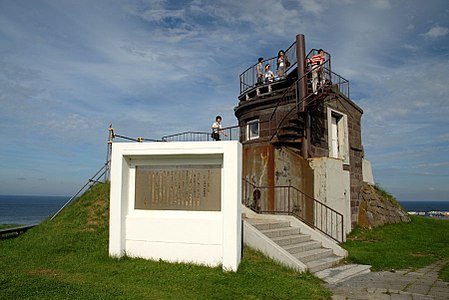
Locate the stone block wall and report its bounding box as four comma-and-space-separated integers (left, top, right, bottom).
358, 182, 410, 229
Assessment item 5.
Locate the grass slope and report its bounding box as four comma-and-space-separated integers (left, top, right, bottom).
344, 216, 449, 280
0, 183, 330, 300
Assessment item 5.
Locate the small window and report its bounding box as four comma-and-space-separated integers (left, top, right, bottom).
246, 119, 259, 140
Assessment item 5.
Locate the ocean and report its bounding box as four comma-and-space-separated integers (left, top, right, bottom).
0, 195, 448, 225
399, 201, 449, 212
0, 195, 70, 225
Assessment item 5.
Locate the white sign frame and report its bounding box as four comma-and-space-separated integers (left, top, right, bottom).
109, 141, 242, 272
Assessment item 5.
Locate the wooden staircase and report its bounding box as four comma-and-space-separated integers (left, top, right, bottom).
245, 217, 344, 273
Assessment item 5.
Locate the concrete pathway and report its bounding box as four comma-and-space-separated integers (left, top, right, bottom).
320, 260, 449, 300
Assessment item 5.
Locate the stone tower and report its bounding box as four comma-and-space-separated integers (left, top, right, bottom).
235, 34, 364, 239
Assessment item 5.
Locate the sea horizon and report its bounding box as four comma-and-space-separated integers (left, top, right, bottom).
0, 194, 70, 225
2, 194, 449, 202
1, 195, 448, 225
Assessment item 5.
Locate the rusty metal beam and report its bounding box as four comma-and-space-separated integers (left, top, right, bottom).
296, 34, 307, 109
296, 34, 309, 158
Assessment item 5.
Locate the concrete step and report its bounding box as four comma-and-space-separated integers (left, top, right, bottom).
294, 248, 334, 263
315, 264, 372, 284
284, 240, 322, 254
306, 255, 343, 273
271, 233, 311, 246
248, 220, 291, 231
260, 227, 300, 238
244, 216, 345, 274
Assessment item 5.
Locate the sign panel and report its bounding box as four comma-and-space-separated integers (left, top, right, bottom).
135, 165, 222, 211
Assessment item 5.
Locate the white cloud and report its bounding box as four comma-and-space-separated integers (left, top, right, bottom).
298, 0, 328, 14
371, 0, 391, 9
423, 25, 449, 38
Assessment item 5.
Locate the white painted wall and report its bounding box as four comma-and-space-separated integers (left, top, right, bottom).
362, 158, 375, 185
109, 141, 242, 272
309, 158, 351, 239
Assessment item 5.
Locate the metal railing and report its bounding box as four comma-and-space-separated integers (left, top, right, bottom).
268, 79, 299, 141
50, 162, 109, 221
161, 125, 240, 142
162, 131, 212, 142
265, 49, 350, 142
325, 67, 350, 99
243, 178, 344, 243
306, 49, 350, 99
0, 224, 38, 239
240, 41, 297, 94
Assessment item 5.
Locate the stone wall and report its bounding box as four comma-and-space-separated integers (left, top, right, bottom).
358, 182, 410, 229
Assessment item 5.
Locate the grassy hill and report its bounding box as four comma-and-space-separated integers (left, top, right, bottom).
0, 183, 331, 299
2, 183, 448, 299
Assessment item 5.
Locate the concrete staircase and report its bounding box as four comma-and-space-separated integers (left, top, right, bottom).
245, 217, 344, 273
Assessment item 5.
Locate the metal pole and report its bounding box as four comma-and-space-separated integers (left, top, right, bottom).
50, 163, 108, 221
105, 123, 113, 182
296, 34, 309, 158
296, 34, 307, 106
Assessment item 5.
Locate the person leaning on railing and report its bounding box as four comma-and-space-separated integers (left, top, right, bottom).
211, 115, 228, 141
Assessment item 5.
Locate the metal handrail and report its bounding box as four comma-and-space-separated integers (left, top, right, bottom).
306, 49, 350, 99
268, 84, 300, 141
162, 131, 212, 142
239, 41, 297, 94
50, 162, 109, 221
266, 51, 350, 142
0, 224, 38, 238
161, 125, 241, 142
243, 178, 344, 243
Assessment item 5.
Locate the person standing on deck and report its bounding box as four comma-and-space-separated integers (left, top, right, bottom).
308, 49, 326, 95
276, 50, 287, 80
212, 115, 227, 141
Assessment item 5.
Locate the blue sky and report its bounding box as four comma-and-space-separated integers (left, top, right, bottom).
0, 0, 448, 201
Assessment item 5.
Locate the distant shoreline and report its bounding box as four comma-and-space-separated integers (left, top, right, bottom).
0, 196, 448, 225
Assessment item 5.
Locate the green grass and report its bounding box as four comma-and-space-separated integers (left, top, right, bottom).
343, 216, 449, 277
373, 183, 403, 209
3, 183, 448, 298
0, 183, 331, 300
440, 263, 449, 282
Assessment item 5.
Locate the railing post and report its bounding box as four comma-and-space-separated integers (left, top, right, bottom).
341, 215, 344, 242
296, 34, 307, 110
296, 34, 309, 159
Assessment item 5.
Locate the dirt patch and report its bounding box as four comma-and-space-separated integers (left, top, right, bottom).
347, 235, 380, 242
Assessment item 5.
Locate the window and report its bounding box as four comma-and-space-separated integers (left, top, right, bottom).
246, 119, 259, 140
327, 109, 349, 164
